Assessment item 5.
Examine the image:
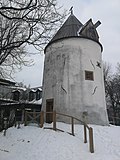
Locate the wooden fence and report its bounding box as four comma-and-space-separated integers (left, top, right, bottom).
24, 110, 94, 153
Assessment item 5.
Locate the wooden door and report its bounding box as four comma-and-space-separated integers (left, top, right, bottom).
46, 99, 54, 123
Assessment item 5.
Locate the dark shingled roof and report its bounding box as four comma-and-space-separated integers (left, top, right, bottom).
49, 14, 83, 44
45, 14, 102, 51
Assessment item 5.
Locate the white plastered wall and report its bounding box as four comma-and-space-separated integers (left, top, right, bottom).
42, 38, 109, 125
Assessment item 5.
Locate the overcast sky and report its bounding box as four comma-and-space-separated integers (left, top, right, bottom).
14, 0, 120, 87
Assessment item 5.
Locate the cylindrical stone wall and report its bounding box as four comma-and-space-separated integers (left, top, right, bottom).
42, 38, 109, 125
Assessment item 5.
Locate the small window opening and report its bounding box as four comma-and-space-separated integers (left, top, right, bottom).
85, 71, 94, 81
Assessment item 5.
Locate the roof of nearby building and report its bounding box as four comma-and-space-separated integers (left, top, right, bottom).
31, 87, 42, 92
0, 78, 16, 86
45, 13, 102, 51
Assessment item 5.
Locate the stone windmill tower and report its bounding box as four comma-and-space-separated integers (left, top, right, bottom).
42, 11, 109, 125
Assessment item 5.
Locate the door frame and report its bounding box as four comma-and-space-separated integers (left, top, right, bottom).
46, 98, 54, 123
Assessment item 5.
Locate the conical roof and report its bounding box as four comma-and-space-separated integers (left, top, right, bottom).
49, 14, 83, 44
45, 13, 102, 51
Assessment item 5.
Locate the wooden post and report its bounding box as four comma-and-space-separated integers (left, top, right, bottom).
17, 121, 20, 129
113, 117, 115, 125
40, 111, 44, 128
24, 111, 27, 126
33, 109, 36, 122
84, 124, 87, 143
3, 117, 7, 136
21, 109, 25, 124
53, 111, 56, 131
14, 117, 17, 127
89, 127, 94, 153
71, 117, 74, 136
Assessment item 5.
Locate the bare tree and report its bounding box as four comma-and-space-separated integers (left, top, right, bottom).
103, 62, 120, 125
0, 0, 66, 77
0, 15, 31, 77
103, 62, 112, 97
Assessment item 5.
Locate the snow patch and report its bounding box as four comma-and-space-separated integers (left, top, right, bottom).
0, 123, 120, 160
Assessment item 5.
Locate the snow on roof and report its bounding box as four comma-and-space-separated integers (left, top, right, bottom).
30, 89, 36, 92
30, 87, 42, 92
10, 86, 27, 91
36, 88, 42, 91
0, 98, 15, 103
28, 98, 42, 105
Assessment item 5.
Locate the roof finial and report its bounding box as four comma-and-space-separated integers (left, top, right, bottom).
69, 6, 73, 15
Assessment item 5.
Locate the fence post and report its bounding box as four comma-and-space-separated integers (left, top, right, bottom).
33, 109, 36, 122
71, 117, 74, 136
84, 124, 87, 143
53, 111, 56, 131
40, 111, 44, 128
3, 117, 7, 136
89, 127, 94, 153
14, 117, 17, 127
24, 111, 27, 126
21, 109, 25, 124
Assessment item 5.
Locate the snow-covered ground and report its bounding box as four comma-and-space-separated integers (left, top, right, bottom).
0, 123, 120, 160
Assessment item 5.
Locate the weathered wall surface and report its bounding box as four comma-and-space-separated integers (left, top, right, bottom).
42, 38, 109, 125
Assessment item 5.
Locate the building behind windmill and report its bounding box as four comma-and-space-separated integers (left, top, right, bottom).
42, 11, 109, 125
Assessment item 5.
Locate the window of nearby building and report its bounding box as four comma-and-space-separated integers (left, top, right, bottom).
29, 91, 35, 101
85, 71, 94, 81
13, 90, 20, 101
36, 89, 42, 100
